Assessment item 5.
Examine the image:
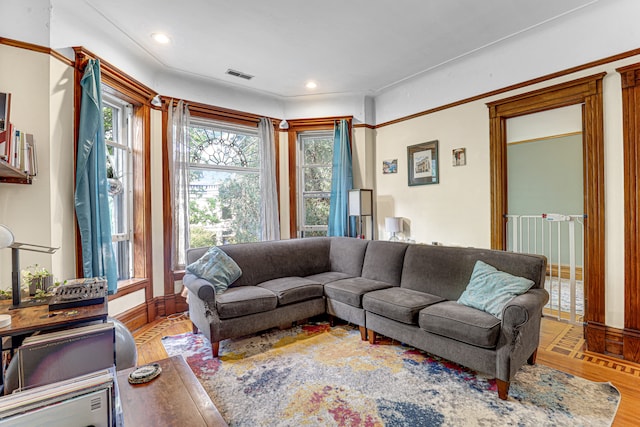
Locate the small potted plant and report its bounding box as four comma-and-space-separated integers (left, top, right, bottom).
22, 264, 54, 296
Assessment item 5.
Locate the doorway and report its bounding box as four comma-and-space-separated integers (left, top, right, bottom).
505, 107, 584, 323
487, 73, 606, 354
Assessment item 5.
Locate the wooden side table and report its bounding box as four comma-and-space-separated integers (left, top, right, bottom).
117, 355, 228, 427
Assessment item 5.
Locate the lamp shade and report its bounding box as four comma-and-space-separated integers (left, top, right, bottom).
348, 189, 373, 216
0, 224, 14, 249
385, 217, 403, 233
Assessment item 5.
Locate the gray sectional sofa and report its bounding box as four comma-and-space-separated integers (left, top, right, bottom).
183, 237, 548, 399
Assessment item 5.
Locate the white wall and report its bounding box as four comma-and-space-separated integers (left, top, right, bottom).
506, 105, 582, 143
0, 0, 50, 47
375, 101, 491, 247
48, 54, 75, 282
0, 45, 74, 288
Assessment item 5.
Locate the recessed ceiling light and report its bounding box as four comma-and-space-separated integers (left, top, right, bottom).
151, 33, 171, 44
305, 81, 317, 89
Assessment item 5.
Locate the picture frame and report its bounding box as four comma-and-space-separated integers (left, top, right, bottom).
382, 159, 398, 174
407, 140, 439, 186
452, 147, 466, 166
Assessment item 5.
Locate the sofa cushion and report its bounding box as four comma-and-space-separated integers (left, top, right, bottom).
304, 271, 353, 285
215, 286, 278, 320
186, 246, 242, 294
400, 245, 547, 301
258, 277, 323, 306
217, 238, 332, 287
363, 288, 444, 325
457, 260, 534, 319
324, 277, 393, 308
329, 237, 369, 276
419, 301, 501, 349
361, 241, 408, 286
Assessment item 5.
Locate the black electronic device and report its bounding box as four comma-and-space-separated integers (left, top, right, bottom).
48, 278, 107, 311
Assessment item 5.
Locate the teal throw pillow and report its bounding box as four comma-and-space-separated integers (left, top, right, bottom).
186, 247, 242, 294
457, 260, 534, 319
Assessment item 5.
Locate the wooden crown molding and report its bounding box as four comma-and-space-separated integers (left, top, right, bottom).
0, 37, 74, 67
73, 47, 156, 106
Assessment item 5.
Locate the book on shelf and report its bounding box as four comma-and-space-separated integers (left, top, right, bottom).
0, 93, 10, 154
0, 367, 123, 427
26, 133, 37, 176
0, 123, 10, 162
17, 322, 116, 391
1, 128, 36, 175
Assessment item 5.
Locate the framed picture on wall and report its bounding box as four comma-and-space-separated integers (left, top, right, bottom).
452, 147, 466, 166
407, 140, 439, 186
383, 159, 398, 174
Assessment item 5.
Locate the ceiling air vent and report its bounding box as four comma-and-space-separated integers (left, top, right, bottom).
226, 69, 254, 80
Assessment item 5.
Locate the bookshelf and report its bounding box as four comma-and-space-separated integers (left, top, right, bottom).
0, 158, 31, 184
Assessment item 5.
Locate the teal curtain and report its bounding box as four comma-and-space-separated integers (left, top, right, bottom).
328, 119, 353, 237
74, 59, 117, 294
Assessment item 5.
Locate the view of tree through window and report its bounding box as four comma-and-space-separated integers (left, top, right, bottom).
188, 121, 261, 247
298, 132, 333, 237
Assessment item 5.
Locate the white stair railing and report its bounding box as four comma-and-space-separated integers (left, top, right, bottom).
506, 214, 584, 324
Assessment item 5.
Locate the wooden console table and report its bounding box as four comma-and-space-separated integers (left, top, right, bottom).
0, 299, 108, 342
117, 355, 228, 427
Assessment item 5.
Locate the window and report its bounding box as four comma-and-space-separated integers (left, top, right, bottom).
187, 119, 262, 247
102, 92, 133, 280
297, 131, 334, 237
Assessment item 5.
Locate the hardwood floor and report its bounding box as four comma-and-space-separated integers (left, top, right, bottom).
132, 314, 639, 426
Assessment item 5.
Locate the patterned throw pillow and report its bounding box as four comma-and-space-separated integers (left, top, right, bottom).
457, 260, 534, 319
186, 247, 242, 294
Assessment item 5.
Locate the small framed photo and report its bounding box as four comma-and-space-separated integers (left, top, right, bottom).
452, 148, 466, 166
408, 140, 439, 186
383, 159, 398, 174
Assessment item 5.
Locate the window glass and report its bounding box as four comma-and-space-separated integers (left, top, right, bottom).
188, 120, 261, 247
103, 93, 133, 280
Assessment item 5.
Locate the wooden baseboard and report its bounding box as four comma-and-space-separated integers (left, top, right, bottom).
606, 326, 624, 356
114, 303, 149, 332
623, 328, 640, 362
153, 293, 187, 318
585, 321, 606, 353
113, 292, 188, 332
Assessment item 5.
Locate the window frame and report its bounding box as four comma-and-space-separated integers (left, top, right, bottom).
186, 117, 262, 248
296, 130, 334, 237
103, 93, 134, 280
286, 117, 352, 238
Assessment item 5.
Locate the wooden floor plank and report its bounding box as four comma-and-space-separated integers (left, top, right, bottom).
133, 315, 636, 425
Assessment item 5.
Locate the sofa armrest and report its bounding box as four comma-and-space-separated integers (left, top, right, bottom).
501, 288, 549, 329
183, 272, 217, 302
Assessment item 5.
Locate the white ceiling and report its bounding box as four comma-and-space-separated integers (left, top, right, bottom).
70, 0, 597, 98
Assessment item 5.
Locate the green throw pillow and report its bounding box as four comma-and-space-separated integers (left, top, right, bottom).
186, 247, 242, 294
457, 260, 534, 319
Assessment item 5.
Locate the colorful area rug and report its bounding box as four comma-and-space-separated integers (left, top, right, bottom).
162, 323, 619, 426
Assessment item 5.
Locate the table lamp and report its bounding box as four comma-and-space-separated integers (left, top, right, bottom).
385, 217, 403, 241
0, 224, 58, 309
